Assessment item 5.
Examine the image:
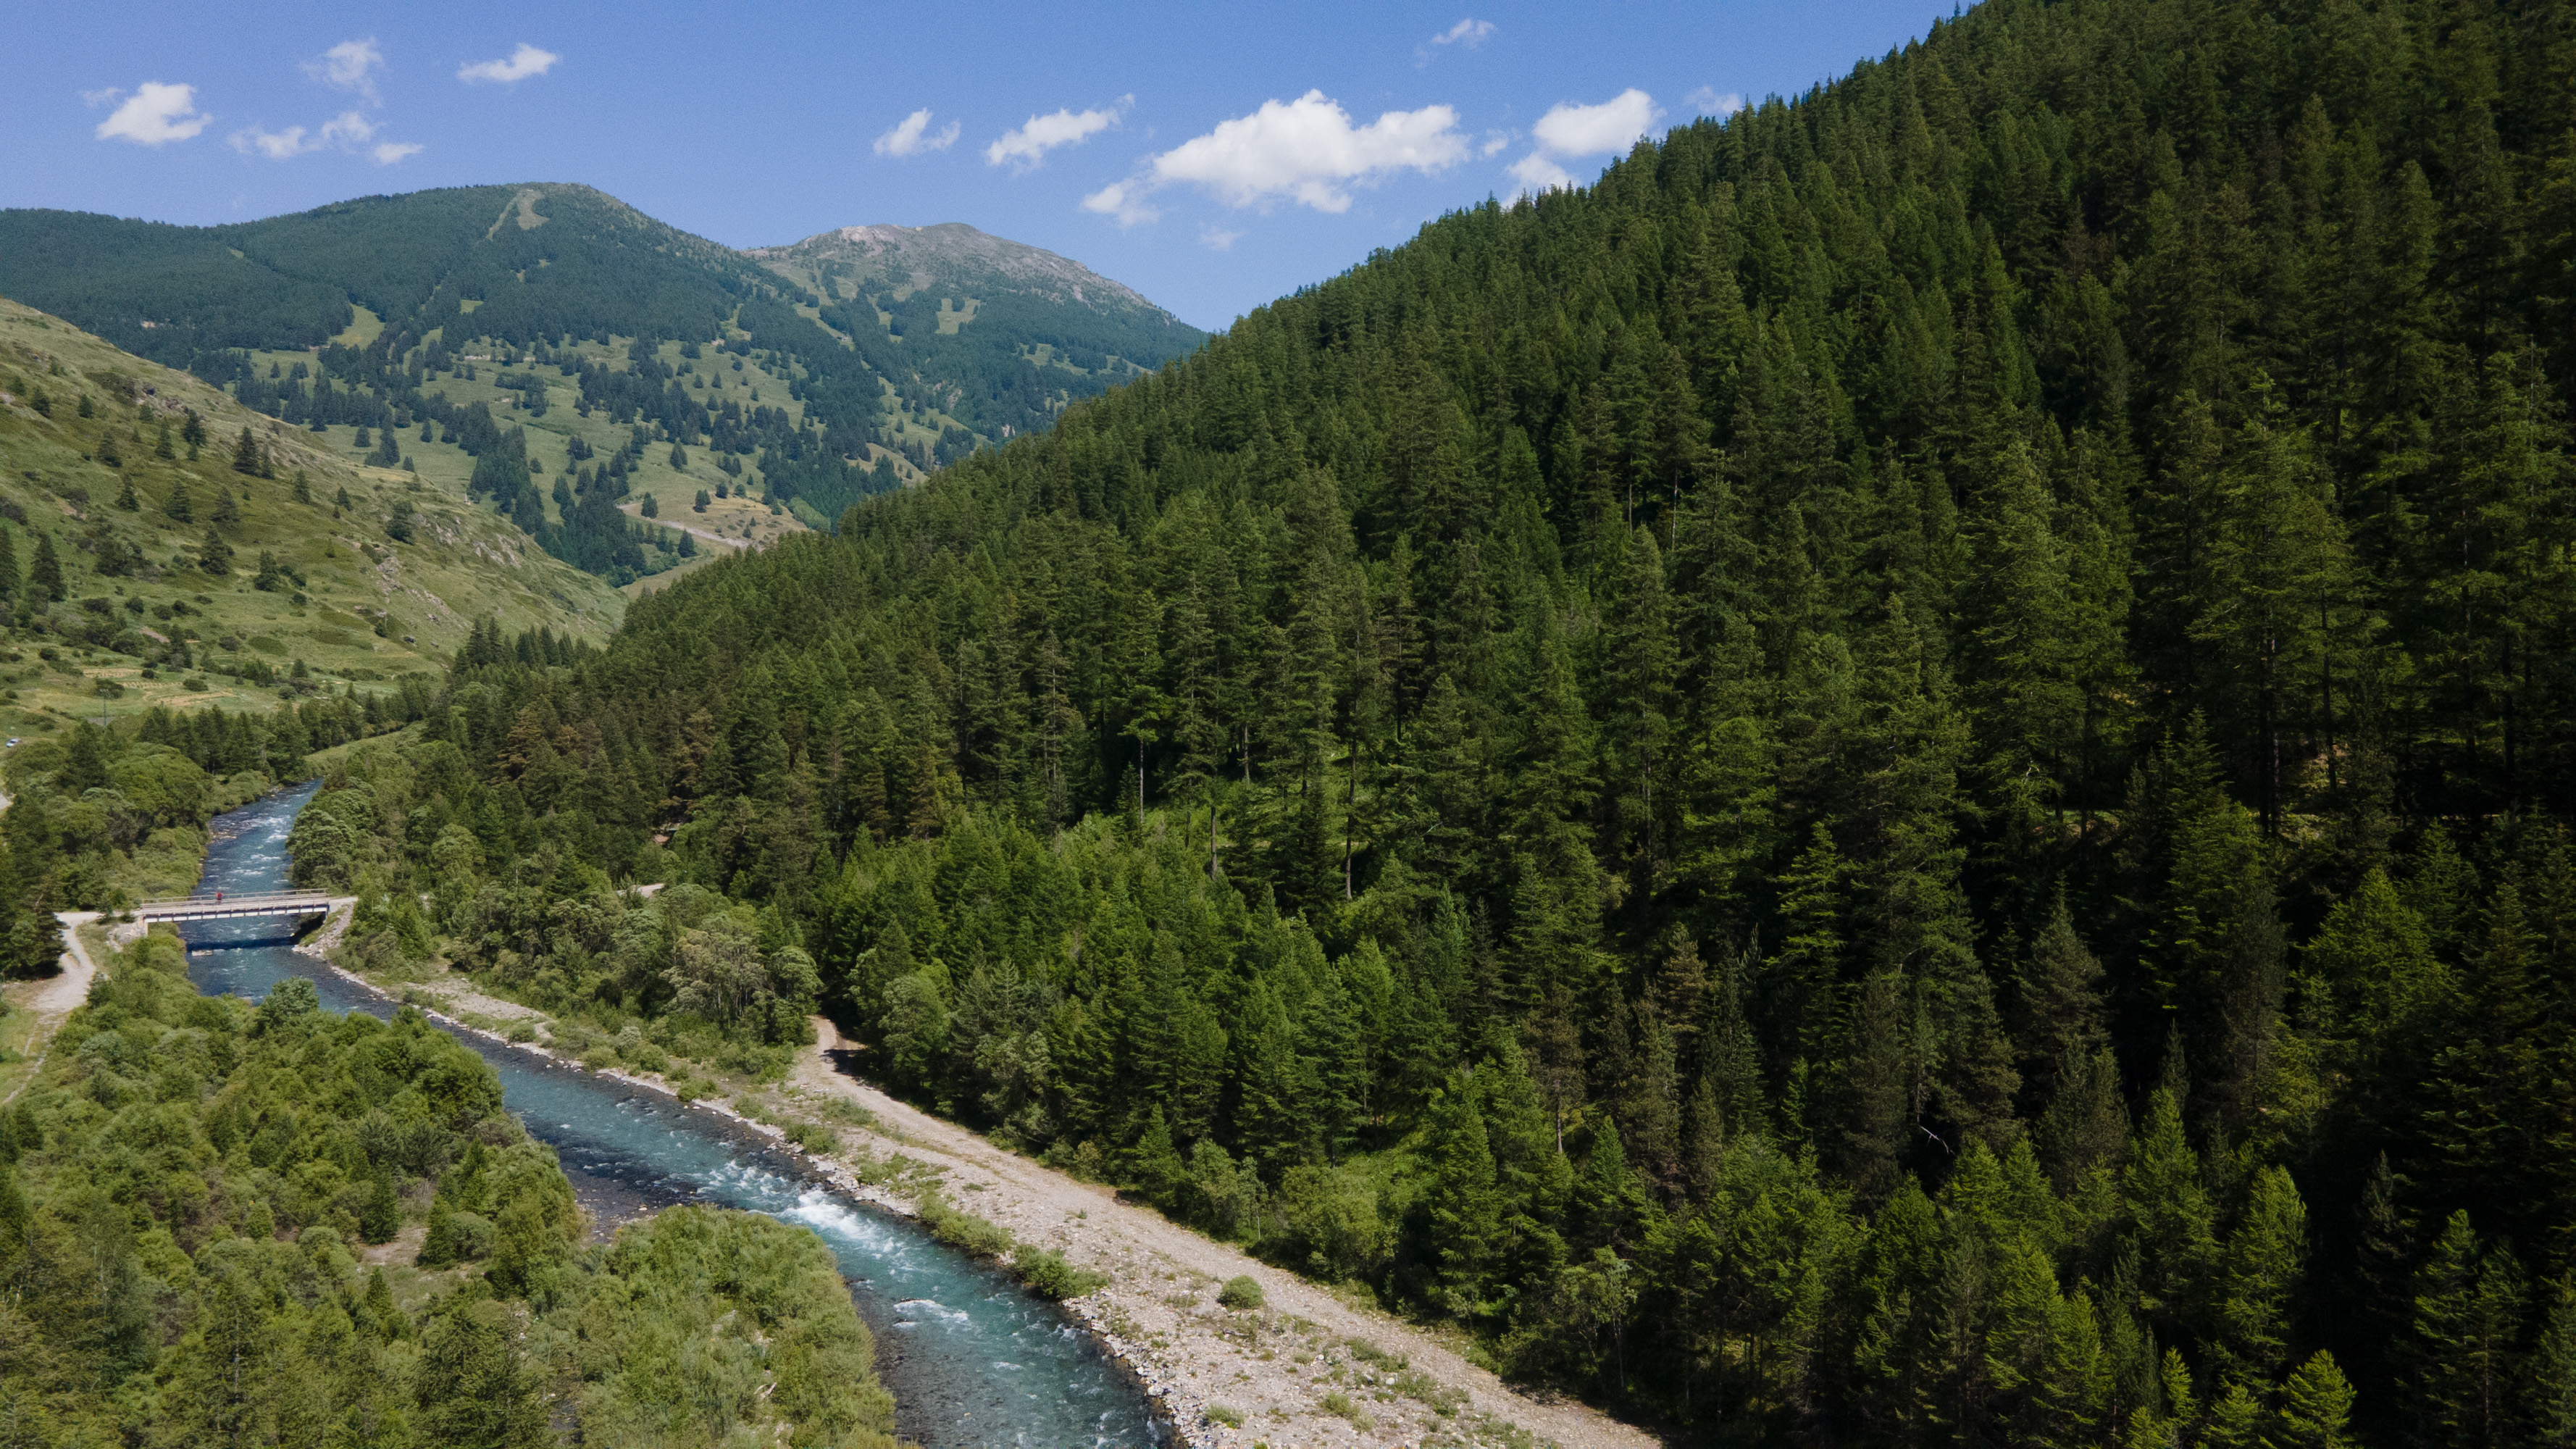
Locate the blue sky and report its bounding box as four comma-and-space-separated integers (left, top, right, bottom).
1, 1, 1946, 332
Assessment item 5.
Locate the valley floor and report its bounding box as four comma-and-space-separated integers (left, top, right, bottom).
788, 1019, 1665, 1449
351, 956, 1661, 1449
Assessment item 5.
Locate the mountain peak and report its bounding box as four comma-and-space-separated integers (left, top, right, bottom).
748, 222, 1158, 315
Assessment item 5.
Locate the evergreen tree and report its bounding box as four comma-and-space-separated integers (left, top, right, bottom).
28, 532, 64, 602
2405, 1211, 2527, 1449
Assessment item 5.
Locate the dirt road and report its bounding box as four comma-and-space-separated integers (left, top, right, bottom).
790, 1019, 1663, 1449
2, 913, 103, 1105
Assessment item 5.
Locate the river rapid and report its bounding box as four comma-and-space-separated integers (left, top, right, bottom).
180, 781, 1161, 1448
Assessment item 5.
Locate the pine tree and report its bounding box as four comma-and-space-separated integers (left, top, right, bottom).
29, 532, 64, 602
2019, 887, 2109, 1086
1421, 1072, 1502, 1320
2271, 1351, 2358, 1449
2214, 1164, 2307, 1388
2125, 1085, 2215, 1326
198, 527, 233, 576
2406, 1211, 2527, 1449
2036, 1044, 2129, 1191
2532, 1278, 2576, 1449
231, 425, 260, 475
164, 479, 193, 523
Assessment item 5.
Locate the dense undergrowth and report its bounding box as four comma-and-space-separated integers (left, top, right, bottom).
0, 929, 895, 1448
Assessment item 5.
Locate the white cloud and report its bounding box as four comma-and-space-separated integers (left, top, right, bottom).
1480, 130, 1513, 157
1082, 180, 1158, 227
1687, 85, 1745, 117
458, 43, 558, 85
1507, 88, 1662, 197
80, 87, 122, 108
1531, 88, 1660, 156
230, 109, 416, 163
319, 111, 375, 145
986, 98, 1128, 168
1141, 90, 1466, 213
874, 107, 959, 157
232, 125, 311, 160
1418, 17, 1494, 64
1507, 153, 1575, 193
96, 82, 212, 146
306, 38, 384, 102
1199, 223, 1245, 251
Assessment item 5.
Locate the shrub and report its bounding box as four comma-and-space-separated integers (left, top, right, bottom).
1205, 1405, 1246, 1429
1011, 1245, 1107, 1300
417, 1205, 493, 1266
918, 1197, 1013, 1259
1217, 1274, 1265, 1311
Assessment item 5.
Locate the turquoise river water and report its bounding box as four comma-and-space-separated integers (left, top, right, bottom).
177, 780, 1161, 1448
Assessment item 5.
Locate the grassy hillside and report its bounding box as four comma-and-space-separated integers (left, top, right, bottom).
748, 221, 1207, 436
0, 185, 1208, 550
227, 330, 819, 569
0, 297, 622, 742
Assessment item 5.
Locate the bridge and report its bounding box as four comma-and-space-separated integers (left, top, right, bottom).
128, 892, 351, 924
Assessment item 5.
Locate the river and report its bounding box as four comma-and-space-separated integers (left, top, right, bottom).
180, 780, 1161, 1449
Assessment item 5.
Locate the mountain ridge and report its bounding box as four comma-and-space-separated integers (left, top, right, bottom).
745, 221, 1161, 314
0, 184, 1209, 551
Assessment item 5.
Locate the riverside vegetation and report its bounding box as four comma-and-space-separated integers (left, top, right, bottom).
17, 0, 2576, 1443
0, 930, 897, 1448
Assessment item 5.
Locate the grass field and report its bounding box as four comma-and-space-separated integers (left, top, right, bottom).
0, 298, 626, 743
231, 325, 952, 559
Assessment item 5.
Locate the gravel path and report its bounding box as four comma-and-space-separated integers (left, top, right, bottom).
790, 1019, 1664, 1449
3, 913, 104, 1106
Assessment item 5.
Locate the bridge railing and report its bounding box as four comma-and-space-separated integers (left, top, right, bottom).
130, 893, 340, 918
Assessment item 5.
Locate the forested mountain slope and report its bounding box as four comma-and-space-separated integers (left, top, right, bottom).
0, 187, 1207, 543
286, 0, 2576, 1442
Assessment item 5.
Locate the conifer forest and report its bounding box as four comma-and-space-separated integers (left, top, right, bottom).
10, 0, 2576, 1443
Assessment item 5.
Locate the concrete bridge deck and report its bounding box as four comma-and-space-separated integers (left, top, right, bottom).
127, 892, 354, 924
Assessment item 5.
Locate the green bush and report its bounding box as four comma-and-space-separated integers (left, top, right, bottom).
1205, 1404, 1246, 1428
1011, 1245, 1107, 1300
919, 1198, 1013, 1259
417, 1205, 493, 1266
1217, 1274, 1265, 1311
